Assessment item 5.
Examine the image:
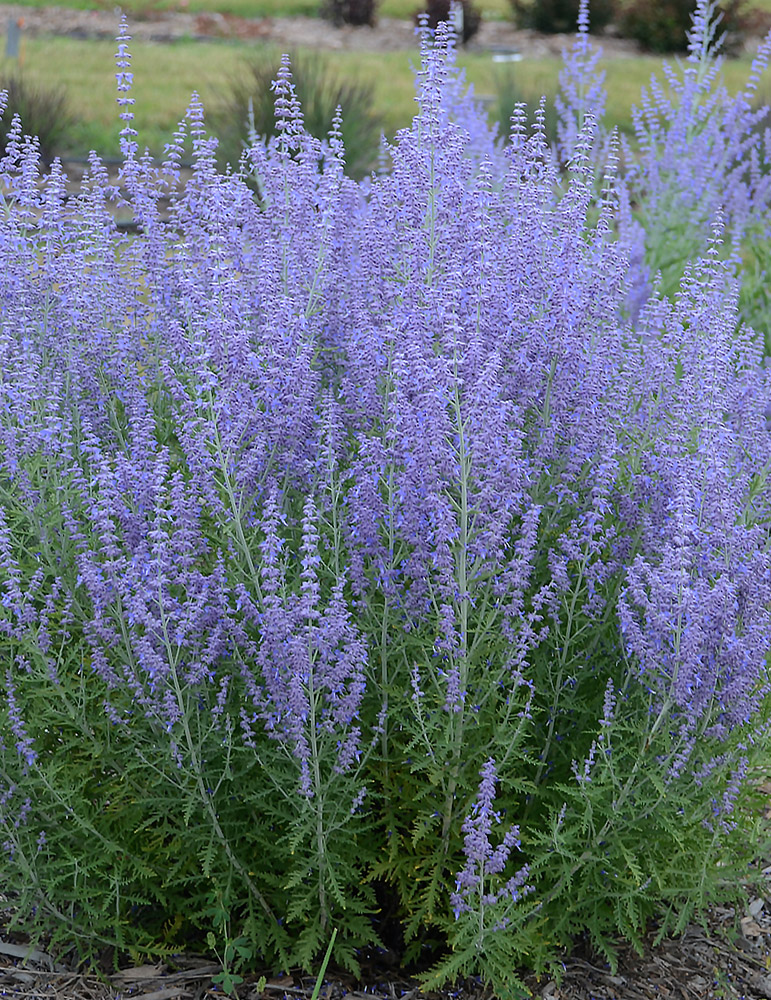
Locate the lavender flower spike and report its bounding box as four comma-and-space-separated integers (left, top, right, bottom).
451, 759, 531, 921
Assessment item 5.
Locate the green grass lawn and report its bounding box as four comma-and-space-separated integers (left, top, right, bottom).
3, 33, 767, 162
7, 38, 771, 155
3, 0, 771, 166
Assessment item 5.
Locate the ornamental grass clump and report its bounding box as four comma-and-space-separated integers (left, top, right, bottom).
209, 50, 381, 181
0, 6, 770, 996
0, 72, 75, 164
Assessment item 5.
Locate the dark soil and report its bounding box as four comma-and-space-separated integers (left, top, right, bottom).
2, 893, 771, 1000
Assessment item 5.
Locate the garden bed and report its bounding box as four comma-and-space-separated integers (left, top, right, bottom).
3, 890, 771, 1000
0, 3, 708, 55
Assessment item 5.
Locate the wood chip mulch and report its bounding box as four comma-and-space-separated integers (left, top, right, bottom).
2, 885, 771, 1000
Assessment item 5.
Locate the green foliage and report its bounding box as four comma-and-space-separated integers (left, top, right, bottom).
508, 0, 614, 33
0, 443, 373, 974
206, 920, 253, 994
0, 72, 75, 163
209, 50, 382, 181
615, 0, 744, 52
739, 229, 771, 356
320, 0, 379, 25
526, 688, 760, 970
416, 0, 484, 43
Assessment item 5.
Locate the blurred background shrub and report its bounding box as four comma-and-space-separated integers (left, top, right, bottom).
320, 0, 379, 25
0, 73, 75, 164
209, 50, 382, 180
508, 0, 753, 50
615, 0, 744, 52
508, 0, 613, 33
415, 0, 484, 42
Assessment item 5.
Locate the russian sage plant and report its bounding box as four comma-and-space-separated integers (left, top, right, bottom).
0, 7, 769, 996
622, 1, 771, 307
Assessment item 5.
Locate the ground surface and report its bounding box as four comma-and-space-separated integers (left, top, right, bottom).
1, 3, 766, 55
0, 3, 720, 56
1, 6, 771, 998
3, 892, 771, 1000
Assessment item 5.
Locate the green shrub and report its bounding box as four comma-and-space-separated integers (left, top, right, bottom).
616, 0, 743, 52
2, 11, 771, 996
508, 0, 614, 34
320, 0, 378, 25
209, 51, 382, 181
415, 0, 483, 43
616, 0, 693, 51
0, 73, 75, 164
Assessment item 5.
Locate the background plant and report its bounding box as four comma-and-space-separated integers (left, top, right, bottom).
508, 0, 614, 33
615, 0, 746, 52
208, 48, 382, 180
0, 71, 75, 163
0, 7, 769, 998
415, 0, 484, 42
616, 0, 700, 51
616, 1, 771, 321
320, 0, 379, 24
